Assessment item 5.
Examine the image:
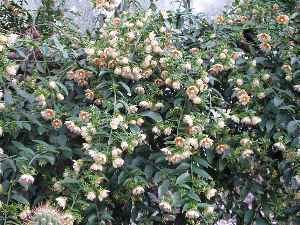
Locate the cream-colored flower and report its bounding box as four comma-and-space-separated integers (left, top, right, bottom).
276, 15, 289, 24
159, 201, 172, 213
186, 209, 200, 219
132, 186, 145, 195
51, 119, 62, 129
257, 33, 271, 42
98, 189, 110, 201
206, 188, 217, 200
56, 196, 67, 209
200, 137, 214, 149
87, 192, 96, 201
41, 109, 55, 120
18, 174, 34, 186
112, 157, 124, 168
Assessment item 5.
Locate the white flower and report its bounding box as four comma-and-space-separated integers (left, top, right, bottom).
92, 152, 107, 164
152, 126, 161, 135
240, 138, 250, 145
110, 117, 121, 130
206, 188, 217, 200
236, 79, 244, 86
7, 34, 18, 45
18, 174, 34, 187
200, 137, 214, 149
161, 147, 172, 156
84, 47, 95, 56
242, 149, 254, 158
231, 115, 240, 123
205, 206, 214, 214
112, 158, 124, 168
6, 65, 18, 76
56, 93, 64, 101
183, 62, 192, 71
251, 116, 262, 125
98, 189, 110, 201
132, 186, 145, 195
183, 115, 193, 126
262, 73, 270, 81
159, 201, 172, 213
72, 160, 81, 173
48, 81, 57, 89
293, 85, 300, 92
192, 96, 202, 104
217, 120, 226, 128
90, 163, 103, 171
186, 209, 200, 219
0, 147, 3, 154
241, 116, 252, 125
163, 127, 172, 136
19, 208, 31, 220
172, 81, 181, 90
273, 142, 285, 151
185, 138, 199, 149
56, 196, 67, 209
112, 147, 122, 157
86, 192, 96, 201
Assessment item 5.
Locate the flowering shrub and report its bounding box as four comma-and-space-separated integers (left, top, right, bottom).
0, 0, 300, 224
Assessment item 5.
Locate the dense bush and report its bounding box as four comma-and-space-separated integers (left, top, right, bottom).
0, 0, 300, 224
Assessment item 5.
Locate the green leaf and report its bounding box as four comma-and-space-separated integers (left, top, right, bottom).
4, 89, 13, 105
287, 120, 300, 135
206, 149, 215, 163
244, 210, 254, 224
11, 192, 29, 205
192, 167, 212, 180
141, 111, 163, 122
176, 172, 190, 185
12, 141, 34, 157
118, 81, 131, 96
158, 180, 170, 197
273, 97, 283, 107
195, 158, 210, 168
144, 165, 154, 179
188, 192, 201, 202
254, 218, 268, 225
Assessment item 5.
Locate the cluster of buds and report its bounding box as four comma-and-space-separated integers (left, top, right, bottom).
159, 201, 172, 213
145, 32, 164, 55
95, 0, 117, 11
41, 109, 55, 120
18, 174, 34, 187
185, 209, 200, 219
199, 137, 214, 149
132, 186, 145, 196
110, 115, 125, 130
5, 64, 18, 77
65, 121, 81, 135
235, 89, 251, 105
88, 150, 107, 171
209, 63, 224, 74
257, 33, 272, 52
80, 123, 96, 143
67, 69, 94, 87
241, 115, 262, 126
216, 144, 230, 154
98, 189, 110, 201
36, 94, 46, 108
186, 85, 202, 104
